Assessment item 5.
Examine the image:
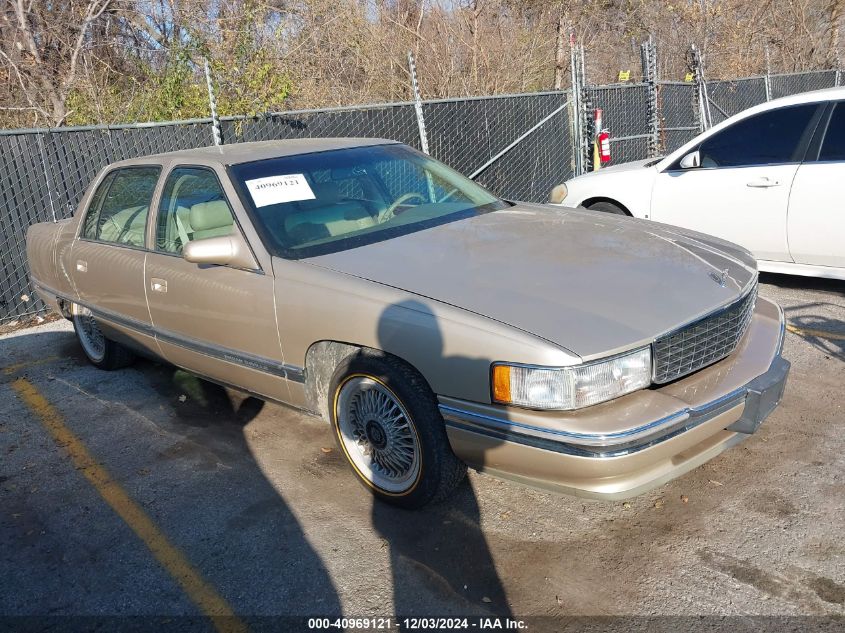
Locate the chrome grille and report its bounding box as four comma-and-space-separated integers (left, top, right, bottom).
652, 284, 758, 384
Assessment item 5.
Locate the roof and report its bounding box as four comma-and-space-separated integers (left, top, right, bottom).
139, 137, 398, 165
767, 85, 845, 107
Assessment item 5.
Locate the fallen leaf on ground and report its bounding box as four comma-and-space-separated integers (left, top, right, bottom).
708, 479, 724, 486
482, 597, 491, 603
653, 498, 665, 509
680, 495, 689, 504
178, 394, 187, 402
622, 501, 632, 509
320, 447, 333, 453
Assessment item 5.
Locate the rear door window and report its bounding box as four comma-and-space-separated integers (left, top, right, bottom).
818, 102, 845, 161
81, 166, 161, 247
697, 104, 819, 168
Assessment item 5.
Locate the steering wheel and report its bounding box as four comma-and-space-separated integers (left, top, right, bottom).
379, 192, 426, 223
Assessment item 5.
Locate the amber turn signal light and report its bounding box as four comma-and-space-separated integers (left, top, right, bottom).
492, 365, 512, 404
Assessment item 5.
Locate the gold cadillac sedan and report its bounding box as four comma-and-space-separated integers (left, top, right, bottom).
26, 139, 789, 508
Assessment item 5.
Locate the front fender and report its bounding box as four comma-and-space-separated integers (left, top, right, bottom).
272, 257, 578, 411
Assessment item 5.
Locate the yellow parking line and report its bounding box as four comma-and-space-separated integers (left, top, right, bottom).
2, 356, 61, 376
787, 324, 845, 341
10, 377, 247, 633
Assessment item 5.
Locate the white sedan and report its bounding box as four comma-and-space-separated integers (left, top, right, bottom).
552, 87, 845, 281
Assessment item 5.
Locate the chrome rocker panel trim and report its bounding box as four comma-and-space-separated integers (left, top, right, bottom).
31, 278, 305, 383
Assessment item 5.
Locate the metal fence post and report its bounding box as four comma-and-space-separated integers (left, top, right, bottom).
568, 34, 587, 176
204, 59, 222, 146
690, 45, 711, 132
35, 132, 58, 223
407, 52, 430, 155
764, 45, 772, 101
641, 37, 660, 157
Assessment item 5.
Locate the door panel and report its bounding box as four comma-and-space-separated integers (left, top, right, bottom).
144, 254, 287, 401
69, 166, 161, 353
146, 164, 287, 402
651, 102, 822, 262
70, 241, 149, 323
787, 102, 845, 268
650, 165, 796, 261
787, 163, 845, 268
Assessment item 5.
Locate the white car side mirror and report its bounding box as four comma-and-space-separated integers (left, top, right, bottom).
679, 150, 701, 169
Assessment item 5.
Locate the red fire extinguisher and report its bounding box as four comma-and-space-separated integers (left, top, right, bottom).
598, 130, 611, 164
593, 108, 611, 169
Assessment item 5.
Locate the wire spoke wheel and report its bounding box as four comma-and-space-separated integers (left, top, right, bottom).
336, 376, 421, 494
72, 304, 106, 363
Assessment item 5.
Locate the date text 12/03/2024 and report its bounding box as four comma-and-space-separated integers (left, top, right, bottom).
307, 617, 528, 630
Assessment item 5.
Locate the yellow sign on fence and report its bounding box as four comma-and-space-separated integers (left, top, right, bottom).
618, 70, 631, 82
684, 72, 695, 82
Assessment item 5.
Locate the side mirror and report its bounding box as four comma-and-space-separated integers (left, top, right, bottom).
679, 150, 701, 169
183, 232, 258, 270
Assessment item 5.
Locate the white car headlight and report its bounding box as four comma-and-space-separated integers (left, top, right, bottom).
549, 183, 568, 204
492, 347, 652, 410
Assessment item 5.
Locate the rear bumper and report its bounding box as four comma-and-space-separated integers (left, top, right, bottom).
440, 299, 789, 500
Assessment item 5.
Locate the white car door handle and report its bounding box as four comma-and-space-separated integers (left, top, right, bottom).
150, 278, 167, 293
746, 176, 780, 188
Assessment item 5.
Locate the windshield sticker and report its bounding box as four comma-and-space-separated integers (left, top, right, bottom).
245, 174, 315, 207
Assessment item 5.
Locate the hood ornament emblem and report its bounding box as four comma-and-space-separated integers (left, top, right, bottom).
709, 268, 729, 287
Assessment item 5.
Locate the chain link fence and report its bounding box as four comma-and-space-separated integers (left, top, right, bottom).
0, 66, 841, 323
0, 93, 574, 323
584, 84, 651, 164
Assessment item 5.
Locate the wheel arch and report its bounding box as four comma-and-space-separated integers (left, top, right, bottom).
581, 197, 632, 216
304, 340, 430, 423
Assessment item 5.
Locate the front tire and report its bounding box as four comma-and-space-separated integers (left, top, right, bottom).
71, 303, 135, 370
329, 351, 466, 509
586, 200, 628, 215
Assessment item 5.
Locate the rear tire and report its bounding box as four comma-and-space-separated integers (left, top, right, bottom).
586, 200, 628, 215
329, 350, 466, 509
71, 303, 135, 370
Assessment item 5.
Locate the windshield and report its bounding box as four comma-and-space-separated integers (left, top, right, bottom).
229, 143, 509, 258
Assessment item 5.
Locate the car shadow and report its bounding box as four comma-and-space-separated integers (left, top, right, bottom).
371, 299, 514, 619
759, 272, 845, 362
782, 305, 845, 362
137, 362, 345, 621
0, 327, 343, 624
759, 272, 845, 295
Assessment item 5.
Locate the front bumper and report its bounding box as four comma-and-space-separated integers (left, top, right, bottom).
440, 297, 789, 500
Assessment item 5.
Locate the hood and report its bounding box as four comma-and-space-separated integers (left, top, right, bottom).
572, 157, 659, 180
306, 204, 757, 360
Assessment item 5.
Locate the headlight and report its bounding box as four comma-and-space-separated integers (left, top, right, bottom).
492, 347, 652, 410
549, 183, 568, 204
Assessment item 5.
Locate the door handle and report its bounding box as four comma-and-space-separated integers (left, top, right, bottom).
150, 278, 167, 293
76, 260, 87, 273
746, 176, 780, 188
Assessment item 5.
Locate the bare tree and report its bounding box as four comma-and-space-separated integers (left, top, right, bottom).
0, 0, 113, 125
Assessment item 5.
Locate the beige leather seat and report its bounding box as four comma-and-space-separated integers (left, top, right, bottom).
189, 200, 234, 240
283, 182, 375, 243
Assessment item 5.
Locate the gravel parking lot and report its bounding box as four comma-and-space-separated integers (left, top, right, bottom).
1, 273, 843, 630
